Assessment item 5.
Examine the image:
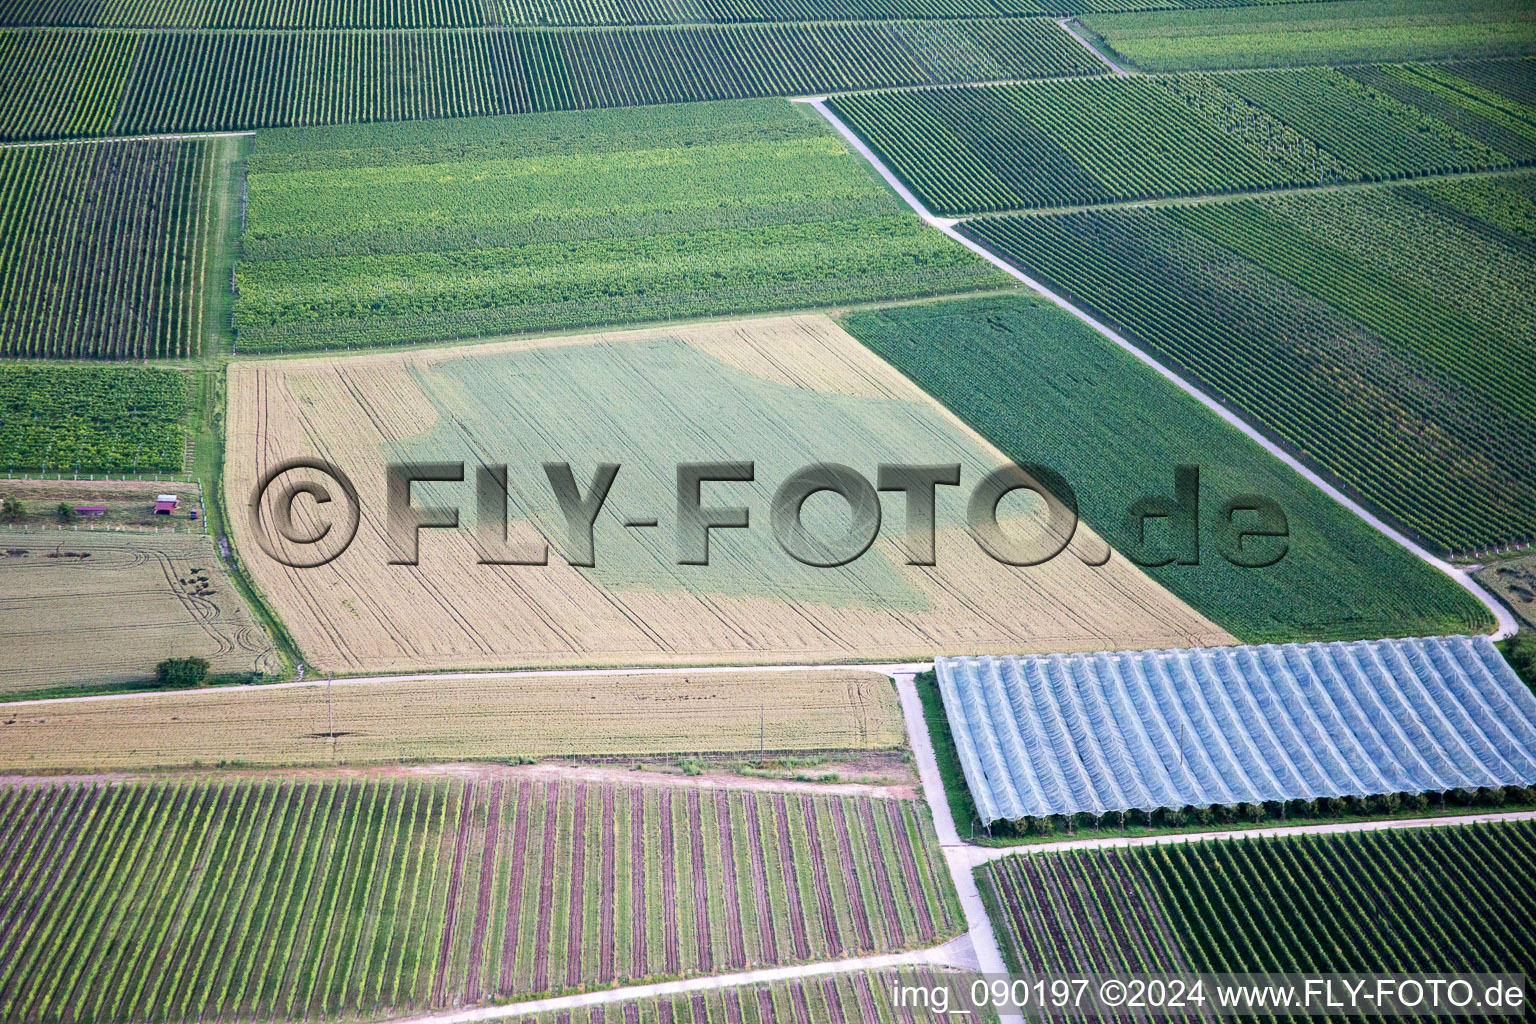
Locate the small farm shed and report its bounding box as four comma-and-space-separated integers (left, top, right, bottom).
74, 505, 107, 518
154, 494, 179, 515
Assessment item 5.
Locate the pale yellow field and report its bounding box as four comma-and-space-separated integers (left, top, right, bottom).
0, 668, 903, 771
224, 314, 1233, 673
0, 530, 279, 694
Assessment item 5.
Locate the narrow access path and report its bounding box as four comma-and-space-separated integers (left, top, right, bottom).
380, 940, 977, 1024
1056, 18, 1130, 76
955, 808, 1536, 864
0, 129, 254, 149
799, 96, 1517, 641
2, 660, 932, 708
893, 671, 1025, 1022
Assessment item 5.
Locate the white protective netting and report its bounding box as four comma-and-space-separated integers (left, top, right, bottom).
936, 635, 1536, 823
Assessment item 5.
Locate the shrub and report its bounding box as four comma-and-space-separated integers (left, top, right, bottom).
56, 502, 75, 522
155, 656, 210, 688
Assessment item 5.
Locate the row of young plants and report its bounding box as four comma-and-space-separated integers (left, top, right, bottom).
0, 137, 214, 361
959, 177, 1536, 554
0, 364, 189, 473
0, 0, 1304, 26
982, 821, 1536, 982
0, 20, 1097, 139
0, 778, 961, 1023
829, 61, 1535, 215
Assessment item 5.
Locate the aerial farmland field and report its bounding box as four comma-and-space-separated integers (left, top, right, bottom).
0, 667, 906, 771
981, 821, 1536, 979
0, 364, 189, 474
225, 313, 1233, 674
961, 178, 1536, 555
0, 777, 963, 1021
0, 530, 279, 696
232, 100, 1010, 351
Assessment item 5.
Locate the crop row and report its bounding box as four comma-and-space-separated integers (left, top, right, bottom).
0, 136, 218, 360
0, 778, 962, 1022
0, 0, 1319, 26
830, 62, 1536, 215
0, 21, 1099, 139
0, 364, 188, 473
959, 175, 1536, 554
981, 821, 1536, 985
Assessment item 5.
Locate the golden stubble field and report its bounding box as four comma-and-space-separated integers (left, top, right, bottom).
225, 314, 1233, 673
0, 667, 903, 771
0, 530, 279, 694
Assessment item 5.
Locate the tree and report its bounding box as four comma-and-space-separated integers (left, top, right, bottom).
2, 496, 23, 522
1504, 633, 1536, 689
156, 656, 211, 688
56, 502, 76, 523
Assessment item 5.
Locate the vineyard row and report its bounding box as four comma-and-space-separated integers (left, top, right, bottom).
0, 21, 1100, 139
0, 778, 963, 1023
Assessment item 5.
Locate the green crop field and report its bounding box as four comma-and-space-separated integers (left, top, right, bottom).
830, 64, 1531, 214
0, 364, 188, 473
0, 136, 226, 358
982, 822, 1536, 980
0, 20, 1098, 140
0, 778, 963, 1023
1081, 0, 1536, 71
232, 100, 1007, 351
841, 295, 1493, 641
959, 176, 1536, 556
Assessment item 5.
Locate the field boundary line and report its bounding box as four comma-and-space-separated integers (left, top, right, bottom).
0, 130, 255, 149
800, 96, 1517, 641
957, 809, 1536, 862
948, 163, 1536, 220
0, 662, 933, 708
1055, 17, 1130, 76
377, 941, 972, 1024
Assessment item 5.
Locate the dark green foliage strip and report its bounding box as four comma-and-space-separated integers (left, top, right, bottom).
0, 21, 1100, 140
959, 176, 1536, 555
0, 364, 188, 473
982, 822, 1536, 983
830, 62, 1535, 216
232, 100, 1009, 351
841, 295, 1491, 642
0, 137, 213, 360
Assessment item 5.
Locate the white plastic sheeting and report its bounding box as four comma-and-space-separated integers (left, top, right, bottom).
935, 636, 1536, 824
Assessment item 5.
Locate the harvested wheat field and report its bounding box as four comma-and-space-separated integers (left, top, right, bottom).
0, 668, 903, 772
0, 531, 278, 695
225, 314, 1232, 673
